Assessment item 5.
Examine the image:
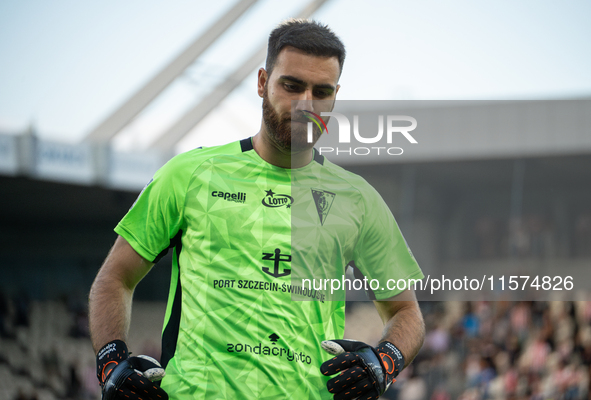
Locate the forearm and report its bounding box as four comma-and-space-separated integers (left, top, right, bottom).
88, 236, 153, 354
89, 270, 134, 353
378, 301, 425, 367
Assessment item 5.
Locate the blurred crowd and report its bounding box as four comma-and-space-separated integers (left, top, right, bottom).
380, 300, 591, 400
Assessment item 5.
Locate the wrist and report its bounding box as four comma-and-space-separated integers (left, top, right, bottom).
96, 340, 129, 385
375, 341, 405, 382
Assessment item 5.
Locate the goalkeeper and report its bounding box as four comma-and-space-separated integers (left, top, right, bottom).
89, 19, 425, 399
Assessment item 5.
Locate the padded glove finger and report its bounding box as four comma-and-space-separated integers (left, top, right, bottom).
333, 378, 379, 400
321, 351, 362, 376
327, 365, 369, 394
128, 355, 166, 382
112, 371, 169, 400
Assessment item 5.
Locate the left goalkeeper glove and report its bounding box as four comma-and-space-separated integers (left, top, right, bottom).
320, 339, 404, 400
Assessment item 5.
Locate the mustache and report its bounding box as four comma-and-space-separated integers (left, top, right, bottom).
288, 112, 313, 123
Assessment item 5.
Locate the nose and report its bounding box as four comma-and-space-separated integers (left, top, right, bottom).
294, 89, 314, 113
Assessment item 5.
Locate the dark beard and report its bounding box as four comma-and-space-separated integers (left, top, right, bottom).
262, 88, 322, 153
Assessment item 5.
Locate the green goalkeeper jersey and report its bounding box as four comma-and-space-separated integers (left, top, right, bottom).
115, 138, 423, 399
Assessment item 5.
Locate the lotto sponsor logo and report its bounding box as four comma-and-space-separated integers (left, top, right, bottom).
261, 189, 293, 208
211, 190, 246, 203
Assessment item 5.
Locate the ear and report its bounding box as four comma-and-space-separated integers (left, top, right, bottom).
257, 68, 268, 98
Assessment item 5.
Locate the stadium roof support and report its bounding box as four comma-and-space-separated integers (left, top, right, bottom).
148, 0, 331, 152
83, 0, 260, 143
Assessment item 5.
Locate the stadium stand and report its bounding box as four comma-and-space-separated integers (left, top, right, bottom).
0, 299, 165, 400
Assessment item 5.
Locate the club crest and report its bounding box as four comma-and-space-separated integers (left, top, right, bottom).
311, 189, 336, 226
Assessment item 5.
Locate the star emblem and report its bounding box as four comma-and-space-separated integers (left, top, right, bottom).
265, 189, 275, 197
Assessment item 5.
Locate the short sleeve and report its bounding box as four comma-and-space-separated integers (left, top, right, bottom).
114, 155, 192, 262
352, 187, 424, 299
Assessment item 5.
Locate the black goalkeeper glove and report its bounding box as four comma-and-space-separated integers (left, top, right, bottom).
96, 340, 168, 400
320, 339, 404, 400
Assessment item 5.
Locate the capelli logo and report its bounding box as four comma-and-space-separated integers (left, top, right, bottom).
211, 190, 246, 203
306, 111, 418, 156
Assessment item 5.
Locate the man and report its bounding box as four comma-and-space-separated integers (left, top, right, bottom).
89, 19, 425, 400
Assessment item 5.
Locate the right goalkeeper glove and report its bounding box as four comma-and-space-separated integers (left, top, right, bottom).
96, 340, 169, 400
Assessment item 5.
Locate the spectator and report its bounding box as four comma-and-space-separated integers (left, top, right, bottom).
462, 303, 480, 338
425, 322, 450, 354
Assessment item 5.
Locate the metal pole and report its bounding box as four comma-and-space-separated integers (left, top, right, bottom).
84, 0, 260, 143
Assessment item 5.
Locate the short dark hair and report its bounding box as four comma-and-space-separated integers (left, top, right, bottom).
266, 19, 346, 77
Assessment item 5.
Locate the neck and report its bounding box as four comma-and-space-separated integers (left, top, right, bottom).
252, 128, 313, 169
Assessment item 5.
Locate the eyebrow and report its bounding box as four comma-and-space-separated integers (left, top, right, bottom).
278, 75, 336, 91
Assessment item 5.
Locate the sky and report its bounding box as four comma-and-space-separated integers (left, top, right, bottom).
1, 0, 590, 153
